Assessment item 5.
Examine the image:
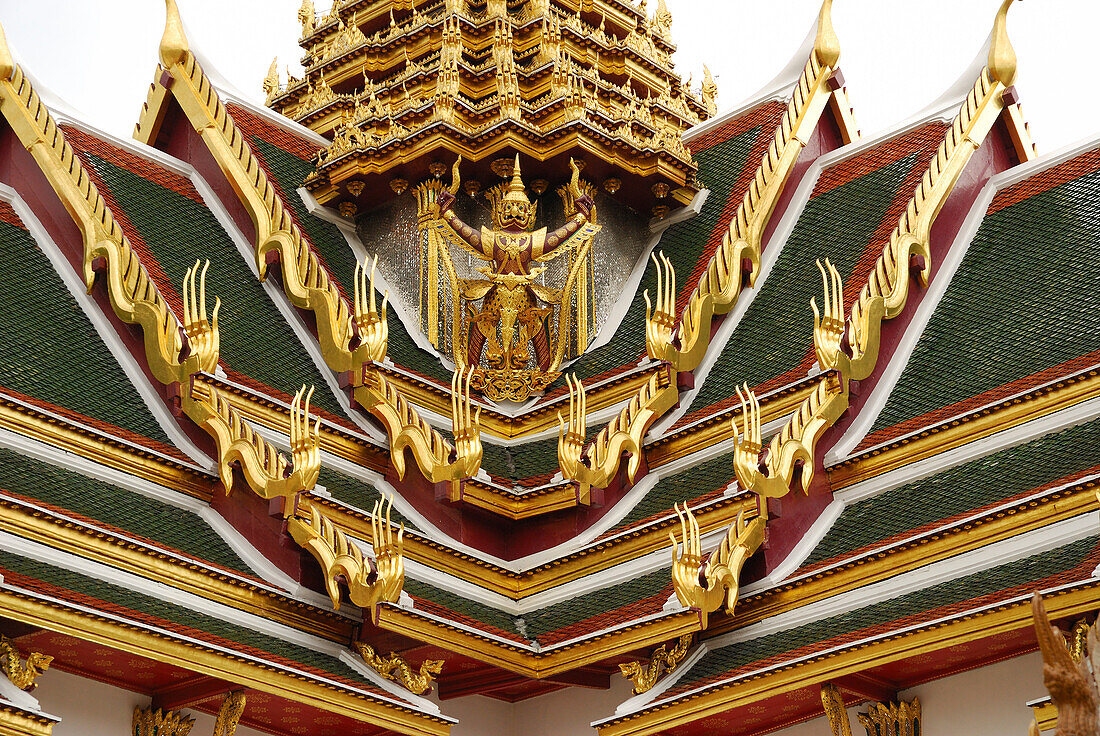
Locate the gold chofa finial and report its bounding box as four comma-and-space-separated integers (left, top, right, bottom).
989, 0, 1018, 86
160, 0, 190, 69
0, 22, 14, 81
813, 0, 840, 69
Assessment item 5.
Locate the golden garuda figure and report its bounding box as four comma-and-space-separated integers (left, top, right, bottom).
417, 155, 601, 402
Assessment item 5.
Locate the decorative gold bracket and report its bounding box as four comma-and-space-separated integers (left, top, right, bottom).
289, 494, 405, 610
669, 504, 765, 629
355, 644, 443, 695
619, 634, 693, 695
0, 636, 51, 691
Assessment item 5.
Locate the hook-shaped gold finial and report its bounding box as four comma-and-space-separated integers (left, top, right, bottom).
0, 21, 14, 81
813, 0, 840, 69
988, 0, 1018, 87
160, 0, 190, 69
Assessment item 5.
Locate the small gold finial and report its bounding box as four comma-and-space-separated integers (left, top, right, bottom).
988, 0, 1018, 87
0, 21, 14, 81
813, 0, 840, 69
160, 0, 190, 69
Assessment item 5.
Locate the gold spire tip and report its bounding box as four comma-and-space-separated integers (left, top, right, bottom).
0, 21, 12, 81
813, 0, 840, 69
989, 0, 1019, 87
160, 0, 190, 69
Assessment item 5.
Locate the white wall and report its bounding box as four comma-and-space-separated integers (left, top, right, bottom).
439, 677, 635, 736
32, 667, 267, 736
769, 652, 1045, 736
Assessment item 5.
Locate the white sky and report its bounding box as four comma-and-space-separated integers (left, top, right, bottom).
0, 1, 1094, 156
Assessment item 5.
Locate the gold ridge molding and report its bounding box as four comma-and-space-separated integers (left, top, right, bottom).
0, 395, 213, 501
0, 495, 355, 643
375, 603, 700, 679
141, 11, 486, 493
596, 580, 1100, 736
0, 587, 451, 736
645, 0, 845, 374
144, 0, 355, 375
0, 25, 318, 503
829, 367, 1100, 490
311, 491, 755, 600
734, 1, 1020, 505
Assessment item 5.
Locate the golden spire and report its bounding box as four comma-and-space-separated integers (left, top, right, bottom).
988, 0, 1018, 87
504, 154, 528, 202
0, 20, 13, 81
160, 0, 189, 69
813, 0, 840, 69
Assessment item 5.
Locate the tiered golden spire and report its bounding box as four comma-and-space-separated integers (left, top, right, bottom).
270, 0, 716, 215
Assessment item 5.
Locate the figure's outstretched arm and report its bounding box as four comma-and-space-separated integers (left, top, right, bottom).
544, 158, 594, 253
438, 157, 482, 250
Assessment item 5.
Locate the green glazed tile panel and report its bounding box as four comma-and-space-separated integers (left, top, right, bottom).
606, 450, 738, 534
0, 446, 252, 576
479, 436, 563, 485
251, 138, 453, 384
0, 551, 375, 688
87, 155, 347, 419
0, 219, 173, 446
675, 535, 1096, 691
406, 567, 671, 642
868, 168, 1100, 435
804, 416, 1100, 568
687, 154, 916, 415
316, 468, 419, 532
564, 124, 765, 381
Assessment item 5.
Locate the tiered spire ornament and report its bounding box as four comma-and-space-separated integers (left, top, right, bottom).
278, 0, 713, 215
669, 504, 765, 628
289, 494, 406, 610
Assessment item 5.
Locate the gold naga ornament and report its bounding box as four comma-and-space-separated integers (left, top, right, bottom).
618, 634, 693, 695
288, 493, 406, 610
354, 644, 444, 695
821, 683, 921, 736
669, 504, 766, 629
0, 636, 51, 691
416, 155, 601, 402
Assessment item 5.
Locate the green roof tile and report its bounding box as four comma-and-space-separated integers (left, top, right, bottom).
0, 218, 173, 447
406, 567, 671, 643
804, 416, 1100, 569
562, 124, 765, 381
605, 450, 737, 535
867, 167, 1100, 438
87, 155, 347, 420
0, 446, 252, 576
676, 534, 1096, 692
0, 551, 375, 689
250, 138, 453, 384
686, 154, 915, 415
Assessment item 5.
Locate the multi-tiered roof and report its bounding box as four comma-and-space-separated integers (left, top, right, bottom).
0, 0, 1095, 735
